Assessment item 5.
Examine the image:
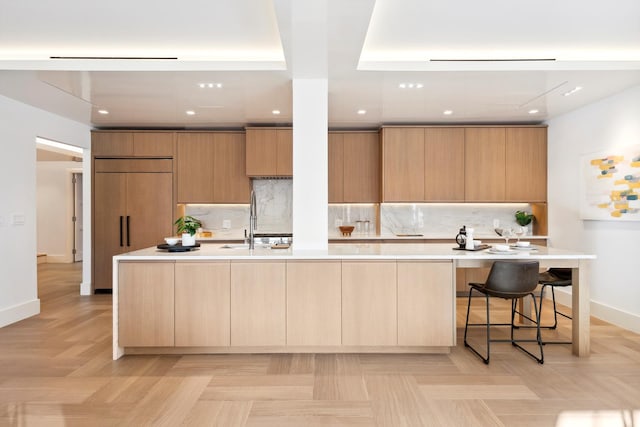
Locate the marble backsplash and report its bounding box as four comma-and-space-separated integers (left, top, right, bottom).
185, 180, 535, 239
185, 179, 292, 237
379, 203, 534, 237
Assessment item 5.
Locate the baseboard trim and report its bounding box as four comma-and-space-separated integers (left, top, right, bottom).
80, 281, 92, 296
0, 299, 40, 328
46, 255, 73, 264
554, 289, 640, 334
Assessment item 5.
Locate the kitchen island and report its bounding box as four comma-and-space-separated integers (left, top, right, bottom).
112, 243, 594, 360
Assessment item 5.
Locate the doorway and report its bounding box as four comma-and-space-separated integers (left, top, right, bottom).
73, 173, 83, 262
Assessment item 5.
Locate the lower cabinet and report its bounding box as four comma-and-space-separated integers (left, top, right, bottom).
397, 261, 455, 346
118, 262, 175, 347
175, 262, 231, 347
117, 260, 455, 350
286, 261, 342, 346
230, 261, 286, 346
342, 261, 397, 346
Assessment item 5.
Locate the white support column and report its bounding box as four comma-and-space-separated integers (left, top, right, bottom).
292, 79, 328, 251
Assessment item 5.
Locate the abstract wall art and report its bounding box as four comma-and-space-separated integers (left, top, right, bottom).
581, 145, 640, 220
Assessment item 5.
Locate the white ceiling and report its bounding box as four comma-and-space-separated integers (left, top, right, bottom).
0, 0, 639, 128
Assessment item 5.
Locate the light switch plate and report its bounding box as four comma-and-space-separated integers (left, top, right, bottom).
12, 214, 25, 226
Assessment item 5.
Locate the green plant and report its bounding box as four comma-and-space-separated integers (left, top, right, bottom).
174, 215, 202, 236
515, 210, 535, 227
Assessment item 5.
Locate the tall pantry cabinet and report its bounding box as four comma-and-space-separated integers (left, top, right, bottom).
92, 131, 175, 291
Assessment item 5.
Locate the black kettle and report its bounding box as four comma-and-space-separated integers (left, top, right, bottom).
455, 226, 467, 248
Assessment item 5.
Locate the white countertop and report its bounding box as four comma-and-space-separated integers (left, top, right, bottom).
115, 243, 594, 261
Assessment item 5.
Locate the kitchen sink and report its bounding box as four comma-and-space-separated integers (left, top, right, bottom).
219, 243, 269, 249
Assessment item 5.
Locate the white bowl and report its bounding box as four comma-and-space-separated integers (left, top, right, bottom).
494, 244, 510, 251
473, 240, 482, 246
516, 241, 531, 247
164, 237, 180, 246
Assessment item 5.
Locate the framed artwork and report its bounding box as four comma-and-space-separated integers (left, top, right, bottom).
580, 145, 640, 221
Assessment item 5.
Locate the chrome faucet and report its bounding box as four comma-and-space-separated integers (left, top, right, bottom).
249, 189, 257, 249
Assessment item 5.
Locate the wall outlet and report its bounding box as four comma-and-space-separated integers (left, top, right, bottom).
11, 213, 25, 226
222, 219, 231, 229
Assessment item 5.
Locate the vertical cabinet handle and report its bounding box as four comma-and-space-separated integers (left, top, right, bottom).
119, 216, 123, 247
126, 216, 130, 247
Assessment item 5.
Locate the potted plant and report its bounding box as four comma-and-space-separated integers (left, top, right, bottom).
174, 215, 202, 246
515, 210, 535, 235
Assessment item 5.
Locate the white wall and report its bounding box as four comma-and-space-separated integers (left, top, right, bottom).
0, 94, 90, 327
547, 85, 640, 333
36, 161, 79, 263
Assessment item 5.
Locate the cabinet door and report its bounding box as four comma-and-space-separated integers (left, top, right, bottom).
397, 262, 454, 346
328, 133, 344, 202
133, 132, 174, 157
231, 262, 286, 346
424, 128, 465, 201
118, 262, 174, 347
177, 133, 215, 203
382, 128, 425, 202
175, 262, 231, 347
505, 128, 547, 202
126, 172, 173, 251
92, 132, 133, 157
342, 261, 397, 346
465, 128, 506, 201
343, 132, 380, 202
246, 129, 278, 176
93, 173, 126, 290
212, 133, 251, 203
287, 261, 342, 346
276, 129, 293, 176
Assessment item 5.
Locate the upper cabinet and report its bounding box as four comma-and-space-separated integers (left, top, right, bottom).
382, 128, 425, 202
424, 128, 465, 202
177, 132, 250, 204
329, 131, 380, 203
383, 126, 547, 203
245, 128, 292, 177
464, 128, 506, 202
92, 131, 174, 157
505, 127, 547, 202
382, 127, 465, 202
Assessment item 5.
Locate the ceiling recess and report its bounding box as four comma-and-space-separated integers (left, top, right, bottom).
430, 58, 556, 62
49, 56, 178, 60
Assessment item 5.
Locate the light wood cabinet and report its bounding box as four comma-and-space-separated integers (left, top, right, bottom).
230, 261, 286, 346
382, 128, 425, 202
397, 261, 455, 346
342, 261, 397, 346
286, 261, 342, 346
92, 131, 174, 157
330, 132, 380, 203
93, 160, 173, 290
245, 128, 292, 177
464, 128, 506, 202
506, 127, 547, 202
176, 132, 250, 203
118, 262, 174, 347
175, 262, 231, 347
424, 128, 465, 201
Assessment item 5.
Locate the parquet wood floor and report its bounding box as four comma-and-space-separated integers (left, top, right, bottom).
0, 263, 638, 426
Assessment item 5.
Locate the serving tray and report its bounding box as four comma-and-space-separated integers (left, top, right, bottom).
452, 244, 490, 251
156, 243, 201, 252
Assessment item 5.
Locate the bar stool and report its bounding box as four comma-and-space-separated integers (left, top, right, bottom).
538, 268, 572, 345
464, 261, 544, 365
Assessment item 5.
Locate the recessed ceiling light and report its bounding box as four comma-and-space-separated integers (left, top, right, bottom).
272, 110, 281, 115
97, 109, 109, 115
357, 109, 367, 115
443, 110, 453, 115
399, 83, 423, 89
198, 82, 223, 89
528, 109, 539, 114
186, 110, 196, 115
563, 86, 583, 97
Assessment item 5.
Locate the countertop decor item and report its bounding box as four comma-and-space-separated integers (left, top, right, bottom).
515, 210, 535, 227
339, 225, 355, 236
175, 215, 202, 246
